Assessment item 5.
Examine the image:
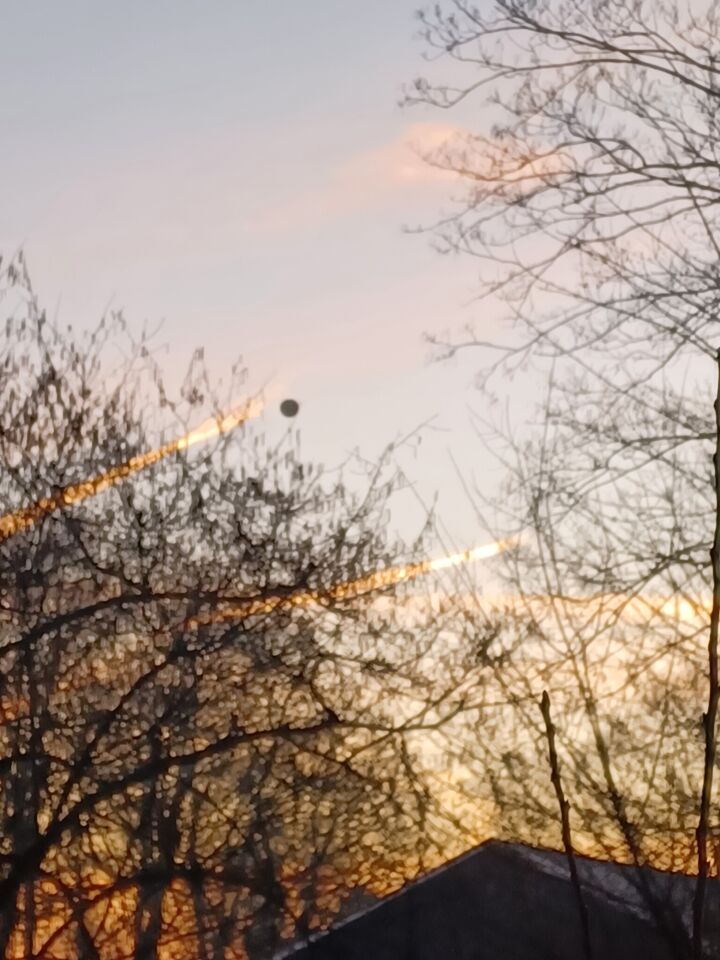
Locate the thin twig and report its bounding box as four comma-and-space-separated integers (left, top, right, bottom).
540, 689, 593, 960
693, 349, 720, 959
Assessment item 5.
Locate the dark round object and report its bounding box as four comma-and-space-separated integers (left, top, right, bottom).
280, 398, 300, 418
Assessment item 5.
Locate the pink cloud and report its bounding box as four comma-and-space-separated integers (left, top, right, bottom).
248, 122, 465, 235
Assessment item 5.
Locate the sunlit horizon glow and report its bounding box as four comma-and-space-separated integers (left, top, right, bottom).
0, 398, 264, 543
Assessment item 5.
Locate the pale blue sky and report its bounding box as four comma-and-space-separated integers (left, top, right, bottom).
0, 2, 504, 546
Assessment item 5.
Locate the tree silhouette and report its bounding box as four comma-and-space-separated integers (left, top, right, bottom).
0, 255, 490, 959
411, 1, 720, 955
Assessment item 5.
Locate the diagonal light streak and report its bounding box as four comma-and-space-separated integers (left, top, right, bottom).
0, 399, 264, 543
189, 539, 513, 627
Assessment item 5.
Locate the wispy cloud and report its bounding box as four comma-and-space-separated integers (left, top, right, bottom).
248, 122, 465, 235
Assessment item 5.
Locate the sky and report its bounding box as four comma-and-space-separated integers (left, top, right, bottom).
0, 1, 505, 548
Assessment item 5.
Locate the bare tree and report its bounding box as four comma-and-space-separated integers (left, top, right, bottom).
409, 1, 720, 955
0, 255, 491, 959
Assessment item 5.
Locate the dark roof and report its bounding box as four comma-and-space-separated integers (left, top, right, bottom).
285, 840, 703, 959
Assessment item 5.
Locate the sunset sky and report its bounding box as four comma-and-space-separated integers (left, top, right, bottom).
0, 2, 506, 544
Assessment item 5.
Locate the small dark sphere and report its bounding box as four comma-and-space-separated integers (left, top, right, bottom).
280, 398, 300, 418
